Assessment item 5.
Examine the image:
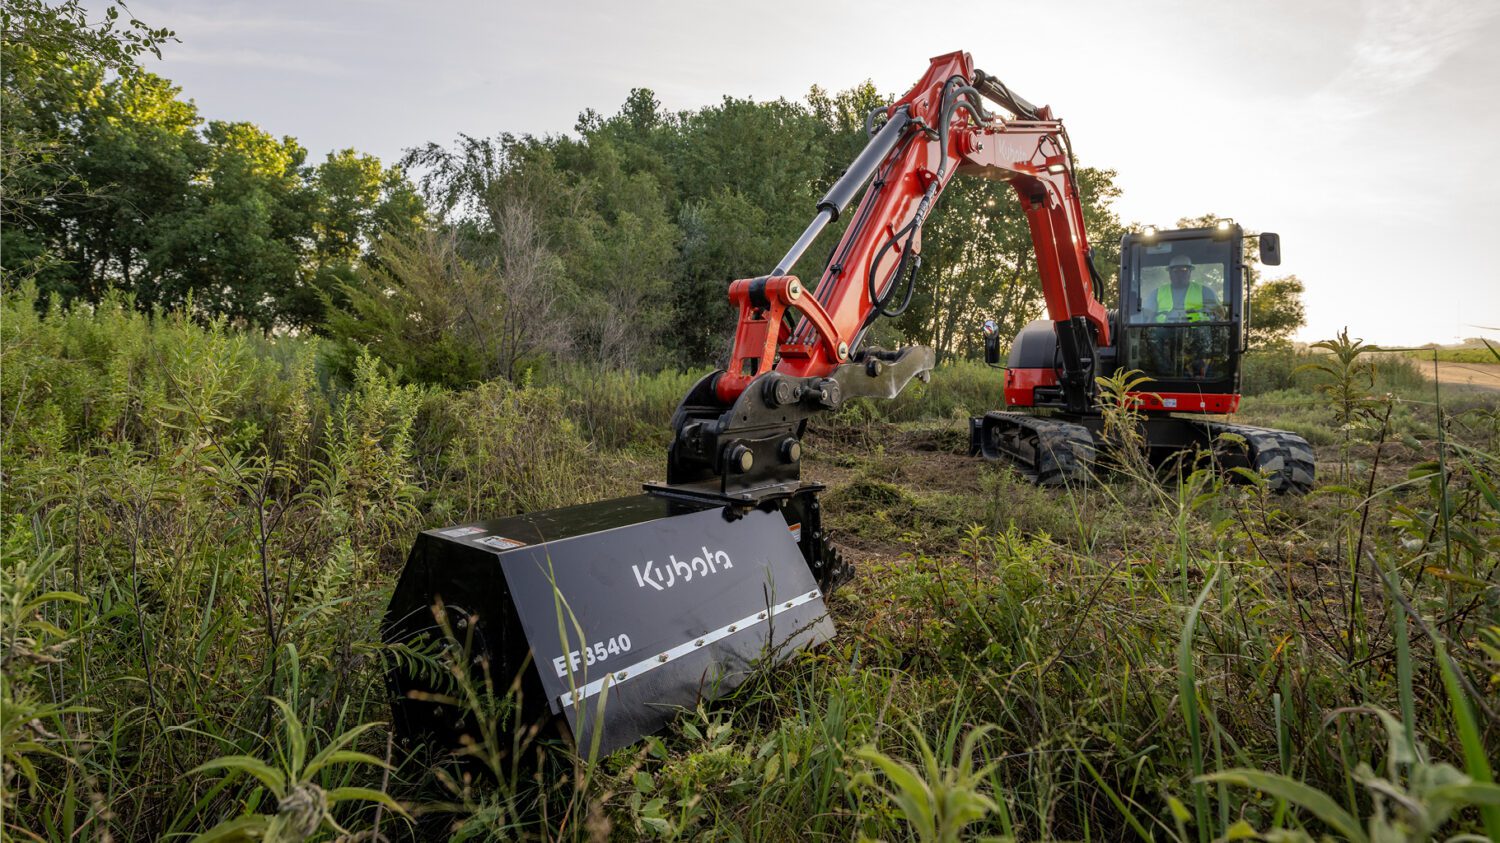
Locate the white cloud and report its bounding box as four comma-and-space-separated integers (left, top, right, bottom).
1307, 0, 1500, 123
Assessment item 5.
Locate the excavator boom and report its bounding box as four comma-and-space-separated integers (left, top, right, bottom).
712, 51, 1107, 409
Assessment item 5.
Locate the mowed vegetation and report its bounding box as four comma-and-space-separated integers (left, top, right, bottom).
5, 292, 1499, 841
4, 3, 1500, 841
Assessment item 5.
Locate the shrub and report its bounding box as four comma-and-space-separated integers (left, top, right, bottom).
420, 378, 603, 521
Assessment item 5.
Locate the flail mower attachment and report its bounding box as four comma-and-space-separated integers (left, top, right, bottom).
384, 485, 843, 757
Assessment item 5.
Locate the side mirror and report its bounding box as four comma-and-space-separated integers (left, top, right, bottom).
1259, 232, 1281, 266
982, 319, 1001, 367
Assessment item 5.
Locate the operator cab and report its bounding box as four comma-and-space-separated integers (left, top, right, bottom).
1117, 224, 1249, 407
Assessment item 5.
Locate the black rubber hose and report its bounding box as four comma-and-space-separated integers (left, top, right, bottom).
865, 78, 972, 321
861, 77, 993, 329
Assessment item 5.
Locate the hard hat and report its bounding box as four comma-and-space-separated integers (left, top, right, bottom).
1169, 255, 1193, 268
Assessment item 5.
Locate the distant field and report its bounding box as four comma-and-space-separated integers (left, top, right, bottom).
1406, 345, 1499, 364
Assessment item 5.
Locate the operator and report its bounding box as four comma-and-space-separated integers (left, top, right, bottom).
1152, 255, 1220, 322
1148, 255, 1223, 378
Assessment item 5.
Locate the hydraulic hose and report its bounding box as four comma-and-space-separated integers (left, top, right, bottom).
864, 78, 990, 322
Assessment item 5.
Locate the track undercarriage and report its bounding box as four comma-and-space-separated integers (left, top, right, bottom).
970, 411, 1316, 493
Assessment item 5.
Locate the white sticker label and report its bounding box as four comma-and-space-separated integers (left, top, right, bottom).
477, 535, 526, 551
553, 633, 633, 678
788, 522, 802, 543
1162, 398, 1178, 408
439, 526, 486, 538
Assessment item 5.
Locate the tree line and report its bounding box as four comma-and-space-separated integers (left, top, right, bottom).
2, 1, 1302, 389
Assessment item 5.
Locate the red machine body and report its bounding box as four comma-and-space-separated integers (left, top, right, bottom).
715, 50, 1113, 410
668, 49, 1308, 498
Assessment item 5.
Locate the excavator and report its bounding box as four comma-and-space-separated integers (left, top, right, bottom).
971, 217, 1316, 491
384, 50, 1316, 759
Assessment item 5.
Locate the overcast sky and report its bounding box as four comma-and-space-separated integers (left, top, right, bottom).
126, 0, 1499, 346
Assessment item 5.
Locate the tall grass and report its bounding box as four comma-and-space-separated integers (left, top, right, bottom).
3, 289, 1495, 840
0, 287, 609, 839
540, 364, 709, 452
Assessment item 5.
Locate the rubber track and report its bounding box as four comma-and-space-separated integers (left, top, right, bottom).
976, 412, 1097, 487
1201, 421, 1316, 494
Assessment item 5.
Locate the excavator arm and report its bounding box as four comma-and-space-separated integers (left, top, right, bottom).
666, 50, 1108, 501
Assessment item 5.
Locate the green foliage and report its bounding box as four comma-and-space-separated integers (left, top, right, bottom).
188, 697, 406, 842
1, 1, 174, 68
6, 10, 1131, 365
1, 1, 175, 276
420, 378, 605, 521
1299, 328, 1381, 429
1407, 345, 1500, 364
0, 290, 606, 838
542, 363, 708, 451
1205, 705, 1500, 842
1, 517, 89, 810
1095, 367, 1156, 478
323, 225, 567, 387
1, 13, 423, 328
1248, 274, 1307, 348
852, 724, 1001, 843
401, 86, 1128, 374
3, 296, 1497, 839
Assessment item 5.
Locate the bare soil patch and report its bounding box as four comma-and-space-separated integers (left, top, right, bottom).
1430, 360, 1500, 391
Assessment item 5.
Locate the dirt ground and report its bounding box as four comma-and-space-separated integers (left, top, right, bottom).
1430, 361, 1500, 391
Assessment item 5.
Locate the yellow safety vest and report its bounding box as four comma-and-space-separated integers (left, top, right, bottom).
1155, 282, 1207, 322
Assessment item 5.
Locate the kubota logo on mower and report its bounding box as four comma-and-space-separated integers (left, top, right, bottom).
632, 547, 733, 591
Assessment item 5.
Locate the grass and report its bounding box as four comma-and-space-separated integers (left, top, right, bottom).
1405, 346, 1500, 365
3, 288, 1498, 841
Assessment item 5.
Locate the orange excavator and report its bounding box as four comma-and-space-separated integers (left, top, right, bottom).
384, 50, 1315, 757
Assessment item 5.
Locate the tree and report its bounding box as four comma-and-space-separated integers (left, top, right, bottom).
73, 72, 204, 300
407, 122, 680, 369
143, 121, 312, 326
1247, 275, 1306, 348
3, 17, 423, 328
1, 1, 175, 285
564, 140, 678, 368
304, 149, 426, 323
1, 1, 173, 69
399, 83, 1128, 372
324, 201, 569, 386
675, 188, 771, 364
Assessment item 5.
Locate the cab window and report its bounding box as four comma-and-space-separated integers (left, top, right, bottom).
1124, 240, 1232, 325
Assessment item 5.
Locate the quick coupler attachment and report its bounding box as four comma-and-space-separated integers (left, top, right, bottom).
384, 492, 836, 758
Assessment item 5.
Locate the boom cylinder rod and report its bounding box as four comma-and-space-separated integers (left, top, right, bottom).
972, 69, 1040, 120
772, 109, 911, 276
773, 208, 835, 277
